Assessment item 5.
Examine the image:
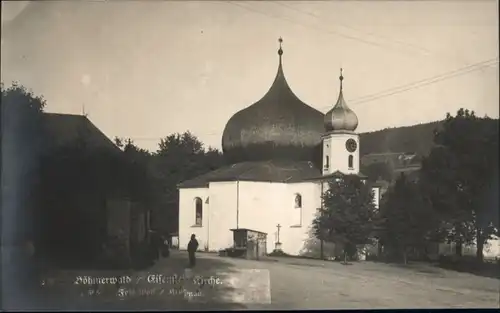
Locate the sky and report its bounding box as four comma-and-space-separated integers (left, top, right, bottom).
1, 1, 498, 152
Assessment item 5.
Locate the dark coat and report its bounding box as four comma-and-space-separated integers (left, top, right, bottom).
187, 239, 199, 253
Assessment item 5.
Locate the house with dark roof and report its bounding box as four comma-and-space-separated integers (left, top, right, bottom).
177, 39, 383, 257
41, 113, 121, 153
36, 113, 151, 267
361, 151, 422, 187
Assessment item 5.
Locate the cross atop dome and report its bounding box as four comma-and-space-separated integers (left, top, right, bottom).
278, 37, 283, 57
339, 68, 344, 90
324, 67, 359, 132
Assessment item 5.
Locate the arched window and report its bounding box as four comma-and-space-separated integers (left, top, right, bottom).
325, 155, 330, 168
292, 193, 302, 227
194, 197, 203, 226
294, 194, 302, 208
348, 155, 354, 169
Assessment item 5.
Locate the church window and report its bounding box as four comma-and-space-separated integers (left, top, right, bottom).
292, 193, 302, 227
294, 194, 302, 208
194, 197, 203, 226
348, 155, 354, 169
325, 156, 330, 168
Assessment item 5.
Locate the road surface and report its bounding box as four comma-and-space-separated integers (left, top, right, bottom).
7, 251, 499, 310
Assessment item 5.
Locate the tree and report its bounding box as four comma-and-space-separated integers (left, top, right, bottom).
313, 175, 377, 263
114, 133, 225, 235
114, 136, 125, 149
114, 137, 150, 156
114, 137, 169, 232
157, 131, 205, 156
152, 131, 224, 234
114, 137, 153, 174
1, 82, 46, 244
419, 108, 499, 262
1, 82, 47, 293
378, 173, 434, 264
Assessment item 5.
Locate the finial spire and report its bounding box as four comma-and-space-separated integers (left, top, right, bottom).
278, 37, 283, 63
339, 68, 344, 91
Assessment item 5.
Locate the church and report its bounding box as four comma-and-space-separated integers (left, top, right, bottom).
178, 39, 381, 256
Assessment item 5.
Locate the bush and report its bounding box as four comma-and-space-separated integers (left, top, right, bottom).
267, 250, 291, 257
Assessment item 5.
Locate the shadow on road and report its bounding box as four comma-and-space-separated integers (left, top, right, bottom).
369, 257, 500, 280
4, 251, 247, 311
436, 258, 500, 280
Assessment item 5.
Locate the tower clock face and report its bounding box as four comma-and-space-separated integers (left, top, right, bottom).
346, 139, 357, 153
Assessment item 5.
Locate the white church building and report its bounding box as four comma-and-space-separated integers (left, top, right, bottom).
177, 39, 381, 256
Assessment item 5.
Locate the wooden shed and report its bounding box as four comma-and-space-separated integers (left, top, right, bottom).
229, 228, 268, 260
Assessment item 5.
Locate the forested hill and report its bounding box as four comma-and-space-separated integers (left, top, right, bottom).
359, 121, 444, 157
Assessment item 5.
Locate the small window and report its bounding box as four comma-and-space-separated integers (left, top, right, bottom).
348, 155, 354, 169
292, 193, 302, 227
325, 155, 330, 168
194, 197, 203, 226
294, 194, 302, 208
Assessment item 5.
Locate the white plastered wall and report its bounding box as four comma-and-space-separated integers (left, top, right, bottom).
236, 181, 322, 255
178, 187, 209, 250
206, 181, 238, 251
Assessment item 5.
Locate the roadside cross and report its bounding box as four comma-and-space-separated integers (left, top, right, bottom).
276, 224, 281, 243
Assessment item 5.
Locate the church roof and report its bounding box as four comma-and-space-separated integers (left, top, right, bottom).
178, 160, 322, 189
178, 162, 372, 189
221, 38, 324, 164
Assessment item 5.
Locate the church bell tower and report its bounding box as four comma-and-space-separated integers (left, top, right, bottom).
322, 69, 360, 175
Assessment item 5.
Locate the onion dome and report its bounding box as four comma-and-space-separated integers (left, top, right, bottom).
324, 69, 359, 132
222, 38, 324, 164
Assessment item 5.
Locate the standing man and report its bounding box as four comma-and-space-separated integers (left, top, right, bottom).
187, 234, 199, 268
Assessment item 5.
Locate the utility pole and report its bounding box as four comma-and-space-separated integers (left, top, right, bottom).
320, 235, 324, 260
